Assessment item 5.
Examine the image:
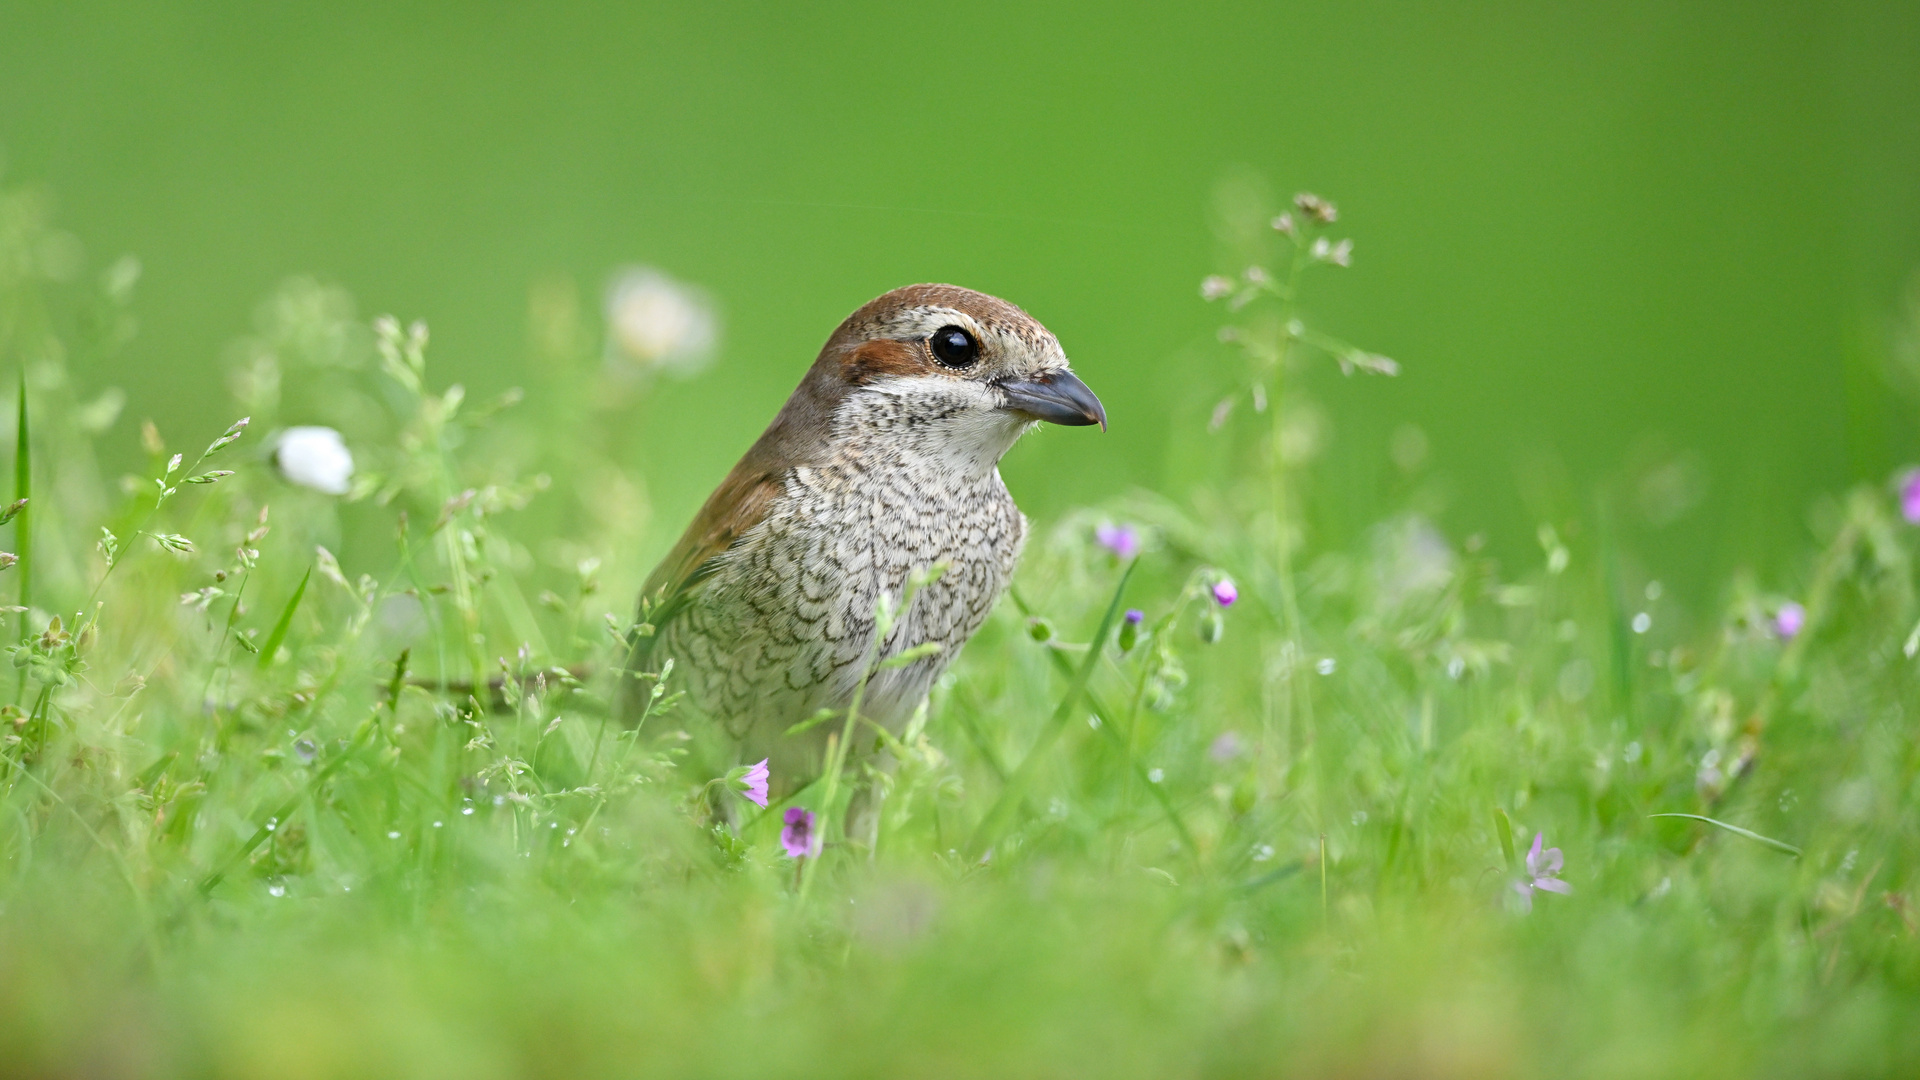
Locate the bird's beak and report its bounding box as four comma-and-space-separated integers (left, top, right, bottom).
996, 370, 1107, 430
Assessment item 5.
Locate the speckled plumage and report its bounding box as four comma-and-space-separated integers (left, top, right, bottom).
630, 285, 1103, 785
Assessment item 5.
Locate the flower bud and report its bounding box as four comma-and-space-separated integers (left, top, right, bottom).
1198, 610, 1224, 644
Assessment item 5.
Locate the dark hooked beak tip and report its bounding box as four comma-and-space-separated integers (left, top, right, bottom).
997, 370, 1107, 431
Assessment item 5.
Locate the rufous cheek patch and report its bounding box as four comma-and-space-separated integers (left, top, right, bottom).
841, 339, 927, 384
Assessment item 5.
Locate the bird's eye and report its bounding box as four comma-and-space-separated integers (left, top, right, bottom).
927, 325, 979, 369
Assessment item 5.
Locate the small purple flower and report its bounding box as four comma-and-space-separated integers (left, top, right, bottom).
1511, 831, 1573, 913
780, 806, 821, 858
1095, 523, 1140, 560
1773, 602, 1806, 641
1211, 578, 1238, 607
1209, 731, 1243, 763
1124, 609, 1144, 625
733, 759, 769, 808
1900, 469, 1920, 524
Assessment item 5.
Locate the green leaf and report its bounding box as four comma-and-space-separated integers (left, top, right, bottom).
255, 568, 311, 670
1493, 807, 1518, 872
1649, 813, 1801, 857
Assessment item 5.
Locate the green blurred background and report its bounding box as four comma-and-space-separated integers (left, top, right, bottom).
3, 0, 1917, 602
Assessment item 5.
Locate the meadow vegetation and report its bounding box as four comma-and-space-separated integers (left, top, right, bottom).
1, 178, 1917, 1078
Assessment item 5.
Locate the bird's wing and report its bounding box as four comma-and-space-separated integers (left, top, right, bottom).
626, 461, 786, 673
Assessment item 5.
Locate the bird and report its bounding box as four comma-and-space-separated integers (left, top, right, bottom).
626, 283, 1105, 791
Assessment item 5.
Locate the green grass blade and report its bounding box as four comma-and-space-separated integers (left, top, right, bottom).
1005, 582, 1195, 856
255, 567, 311, 670
13, 369, 28, 643
969, 559, 1135, 857
198, 715, 376, 895
1649, 813, 1802, 857
1493, 807, 1518, 872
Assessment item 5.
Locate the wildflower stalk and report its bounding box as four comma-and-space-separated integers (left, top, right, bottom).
199, 572, 248, 713
1268, 226, 1311, 645
1267, 233, 1318, 784
85, 416, 248, 613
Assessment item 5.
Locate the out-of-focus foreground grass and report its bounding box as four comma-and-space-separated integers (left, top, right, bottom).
2, 181, 1918, 1079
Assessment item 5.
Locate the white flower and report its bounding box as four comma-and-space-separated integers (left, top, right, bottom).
274, 426, 353, 495
604, 268, 717, 377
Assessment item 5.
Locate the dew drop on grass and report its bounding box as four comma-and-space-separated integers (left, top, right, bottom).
432, 821, 443, 828
1147, 768, 1165, 784
1623, 741, 1643, 764
1632, 612, 1652, 634
1251, 844, 1274, 862
387, 831, 401, 840
1315, 658, 1337, 675
267, 884, 285, 898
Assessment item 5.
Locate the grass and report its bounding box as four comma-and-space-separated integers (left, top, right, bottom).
1, 179, 1918, 1079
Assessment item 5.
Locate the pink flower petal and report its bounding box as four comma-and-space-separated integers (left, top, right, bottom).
1537, 846, 1564, 876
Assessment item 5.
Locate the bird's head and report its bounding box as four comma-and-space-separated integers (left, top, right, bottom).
738, 284, 1104, 483
772, 284, 1103, 477
829, 283, 1104, 426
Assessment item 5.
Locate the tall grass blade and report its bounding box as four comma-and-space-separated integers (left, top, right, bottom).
1493, 806, 1518, 872
1649, 813, 1802, 857
255, 567, 311, 670
13, 369, 28, 643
